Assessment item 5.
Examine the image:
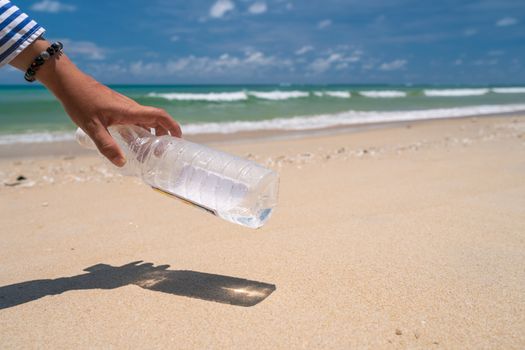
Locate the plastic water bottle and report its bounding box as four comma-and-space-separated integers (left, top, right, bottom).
75, 125, 279, 229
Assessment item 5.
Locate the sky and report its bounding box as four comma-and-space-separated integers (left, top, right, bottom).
1, 0, 524, 84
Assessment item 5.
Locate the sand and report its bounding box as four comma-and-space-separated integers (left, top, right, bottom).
1, 115, 524, 349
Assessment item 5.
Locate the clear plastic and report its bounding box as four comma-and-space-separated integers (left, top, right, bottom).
75, 125, 279, 229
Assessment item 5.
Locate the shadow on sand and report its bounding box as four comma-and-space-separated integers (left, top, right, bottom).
0, 261, 276, 309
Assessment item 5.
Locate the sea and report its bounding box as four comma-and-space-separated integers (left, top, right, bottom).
1, 84, 525, 145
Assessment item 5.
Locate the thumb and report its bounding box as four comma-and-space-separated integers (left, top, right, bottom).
86, 123, 126, 167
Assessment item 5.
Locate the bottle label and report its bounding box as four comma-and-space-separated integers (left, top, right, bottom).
151, 186, 218, 216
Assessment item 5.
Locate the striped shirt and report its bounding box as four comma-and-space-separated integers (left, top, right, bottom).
0, 0, 45, 67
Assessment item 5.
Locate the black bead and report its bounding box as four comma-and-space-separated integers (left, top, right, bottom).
24, 70, 36, 81
51, 42, 63, 52
24, 42, 65, 83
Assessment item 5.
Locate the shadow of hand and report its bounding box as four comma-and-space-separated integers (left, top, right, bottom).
0, 261, 275, 309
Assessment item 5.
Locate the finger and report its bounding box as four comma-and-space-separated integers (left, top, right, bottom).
116, 126, 137, 149
131, 107, 182, 138
157, 113, 182, 137
137, 122, 165, 136
155, 126, 169, 136
85, 122, 126, 167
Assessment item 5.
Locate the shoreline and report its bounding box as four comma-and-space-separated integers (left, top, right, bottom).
1, 111, 523, 159
1, 113, 524, 190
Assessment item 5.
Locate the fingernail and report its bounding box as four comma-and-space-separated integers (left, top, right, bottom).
115, 156, 126, 167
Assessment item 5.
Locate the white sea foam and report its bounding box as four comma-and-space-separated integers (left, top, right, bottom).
248, 90, 310, 100
423, 88, 489, 97
314, 91, 351, 98
147, 91, 248, 102
3, 104, 524, 145
148, 90, 311, 101
358, 90, 407, 98
0, 132, 75, 145
491, 87, 525, 94
183, 104, 525, 135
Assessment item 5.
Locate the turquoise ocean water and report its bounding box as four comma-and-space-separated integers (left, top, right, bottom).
1, 84, 524, 144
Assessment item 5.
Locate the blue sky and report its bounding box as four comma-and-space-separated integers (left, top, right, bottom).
1, 0, 524, 84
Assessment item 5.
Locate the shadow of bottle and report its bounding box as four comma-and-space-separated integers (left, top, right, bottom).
0, 261, 276, 310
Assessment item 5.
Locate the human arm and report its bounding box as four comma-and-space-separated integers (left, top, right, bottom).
2, 1, 181, 166
10, 42, 182, 166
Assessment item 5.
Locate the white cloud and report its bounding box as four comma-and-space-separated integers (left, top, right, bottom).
496, 17, 518, 27
210, 0, 235, 18
309, 54, 341, 73
379, 59, 407, 71
87, 63, 127, 76
295, 45, 313, 55
31, 0, 75, 13
243, 50, 292, 68
170, 35, 180, 42
248, 2, 267, 15
317, 19, 332, 29
308, 51, 361, 73
59, 39, 106, 60
129, 51, 293, 78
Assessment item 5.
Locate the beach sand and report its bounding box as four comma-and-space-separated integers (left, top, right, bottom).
1, 115, 524, 348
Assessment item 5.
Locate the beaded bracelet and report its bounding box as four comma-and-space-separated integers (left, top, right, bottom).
24, 41, 64, 82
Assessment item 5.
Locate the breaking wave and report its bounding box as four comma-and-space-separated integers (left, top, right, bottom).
0, 132, 75, 145
247, 90, 310, 100
358, 90, 407, 98
424, 88, 489, 97
147, 91, 248, 102
491, 87, 525, 94
182, 104, 525, 134
313, 91, 351, 98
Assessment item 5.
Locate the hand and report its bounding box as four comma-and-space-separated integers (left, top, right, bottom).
56, 74, 182, 167
10, 39, 182, 167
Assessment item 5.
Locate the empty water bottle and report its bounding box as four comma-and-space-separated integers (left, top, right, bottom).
76, 125, 279, 228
